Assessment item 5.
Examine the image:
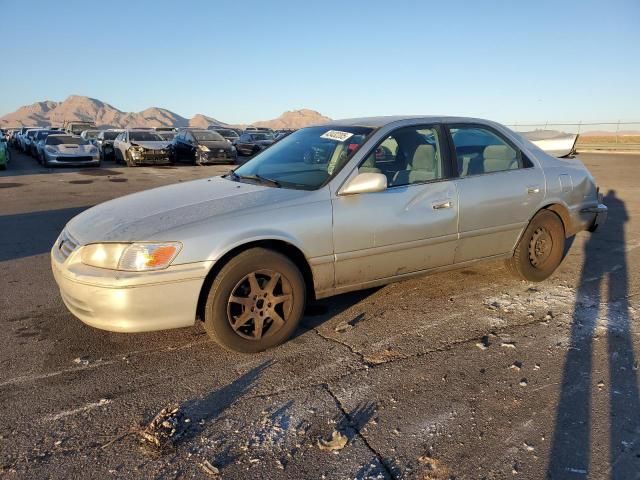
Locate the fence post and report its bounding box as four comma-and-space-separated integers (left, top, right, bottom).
616, 120, 620, 145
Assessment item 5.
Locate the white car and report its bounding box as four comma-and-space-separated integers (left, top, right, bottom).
41, 134, 100, 167
113, 129, 171, 166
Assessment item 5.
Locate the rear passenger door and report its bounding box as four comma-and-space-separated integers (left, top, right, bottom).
447, 124, 545, 263
332, 124, 459, 286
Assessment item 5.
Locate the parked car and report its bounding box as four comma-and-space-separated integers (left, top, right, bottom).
41, 134, 100, 167
51, 116, 607, 352
208, 127, 240, 144
63, 121, 96, 136
169, 129, 237, 165
80, 130, 101, 144
113, 129, 171, 166
16, 127, 32, 151
244, 126, 274, 134
23, 128, 45, 155
95, 129, 124, 161
235, 132, 275, 156
9, 129, 21, 148
0, 135, 10, 170
154, 127, 177, 133
31, 130, 60, 159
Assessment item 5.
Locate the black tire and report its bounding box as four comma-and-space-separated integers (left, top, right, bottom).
204, 248, 306, 353
505, 209, 565, 282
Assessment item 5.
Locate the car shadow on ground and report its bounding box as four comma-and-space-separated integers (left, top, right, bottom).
295, 287, 380, 339
0, 206, 91, 262
547, 190, 640, 478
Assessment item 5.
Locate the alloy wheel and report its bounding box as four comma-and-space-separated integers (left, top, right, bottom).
226, 269, 292, 340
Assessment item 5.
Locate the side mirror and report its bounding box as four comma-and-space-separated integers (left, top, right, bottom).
340, 172, 387, 195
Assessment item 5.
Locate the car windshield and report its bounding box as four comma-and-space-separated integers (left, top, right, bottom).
193, 131, 224, 142
84, 130, 99, 138
47, 136, 89, 145
250, 133, 272, 141
232, 125, 373, 190
129, 131, 163, 142
216, 129, 238, 137
103, 131, 121, 140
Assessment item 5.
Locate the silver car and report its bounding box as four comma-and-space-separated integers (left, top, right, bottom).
51, 116, 607, 352
42, 134, 100, 167
113, 129, 171, 166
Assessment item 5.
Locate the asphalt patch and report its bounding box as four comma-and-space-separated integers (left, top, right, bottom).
0, 182, 24, 188
68, 180, 94, 185
78, 169, 122, 176
108, 178, 128, 183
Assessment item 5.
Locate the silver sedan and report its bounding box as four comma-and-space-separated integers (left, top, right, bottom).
51, 116, 607, 352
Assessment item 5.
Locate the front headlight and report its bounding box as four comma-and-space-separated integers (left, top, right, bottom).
198, 145, 210, 152
81, 242, 182, 271
45, 146, 57, 154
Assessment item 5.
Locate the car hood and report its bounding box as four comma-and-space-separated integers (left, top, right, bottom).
130, 141, 170, 149
200, 140, 231, 149
66, 176, 310, 243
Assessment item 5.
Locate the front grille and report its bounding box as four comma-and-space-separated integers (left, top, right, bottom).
140, 152, 170, 163
56, 156, 94, 162
58, 230, 79, 261
207, 149, 231, 159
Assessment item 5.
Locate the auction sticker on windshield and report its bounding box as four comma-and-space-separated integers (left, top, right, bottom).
320, 130, 354, 142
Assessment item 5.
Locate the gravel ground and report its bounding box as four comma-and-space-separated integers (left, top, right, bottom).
1, 150, 638, 479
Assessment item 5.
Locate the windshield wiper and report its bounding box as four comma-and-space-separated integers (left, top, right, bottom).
226, 171, 281, 188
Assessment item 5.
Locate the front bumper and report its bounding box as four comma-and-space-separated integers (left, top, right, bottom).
581, 203, 608, 232
45, 153, 100, 166
51, 240, 212, 333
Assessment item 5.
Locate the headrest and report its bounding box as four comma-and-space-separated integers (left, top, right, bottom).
412, 144, 436, 170
483, 145, 515, 162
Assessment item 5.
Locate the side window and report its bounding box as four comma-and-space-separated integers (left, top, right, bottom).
449, 126, 519, 177
359, 126, 444, 187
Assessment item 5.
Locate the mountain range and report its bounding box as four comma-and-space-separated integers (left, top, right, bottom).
0, 95, 331, 130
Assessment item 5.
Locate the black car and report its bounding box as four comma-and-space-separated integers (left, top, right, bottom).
170, 129, 237, 165
235, 132, 275, 156
95, 130, 124, 161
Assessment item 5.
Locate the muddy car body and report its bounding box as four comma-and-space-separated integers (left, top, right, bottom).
52, 116, 607, 352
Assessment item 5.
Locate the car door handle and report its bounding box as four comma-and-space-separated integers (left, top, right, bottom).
527, 186, 541, 195
432, 200, 453, 210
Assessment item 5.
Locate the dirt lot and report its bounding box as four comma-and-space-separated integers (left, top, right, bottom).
1, 150, 638, 479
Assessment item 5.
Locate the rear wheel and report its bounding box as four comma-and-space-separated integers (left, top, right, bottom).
204, 248, 306, 353
505, 210, 565, 282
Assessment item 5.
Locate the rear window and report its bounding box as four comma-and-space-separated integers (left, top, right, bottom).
47, 136, 89, 146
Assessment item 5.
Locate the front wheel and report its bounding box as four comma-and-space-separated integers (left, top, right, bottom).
204, 248, 306, 353
505, 209, 565, 282
125, 151, 136, 167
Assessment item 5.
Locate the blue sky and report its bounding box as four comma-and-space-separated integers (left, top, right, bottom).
2, 0, 639, 124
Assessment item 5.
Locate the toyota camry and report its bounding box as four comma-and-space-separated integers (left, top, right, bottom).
51, 116, 607, 352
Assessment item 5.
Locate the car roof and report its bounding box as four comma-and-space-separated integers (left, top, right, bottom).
325, 115, 494, 128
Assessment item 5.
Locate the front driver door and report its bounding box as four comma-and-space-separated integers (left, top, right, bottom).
332, 124, 459, 288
